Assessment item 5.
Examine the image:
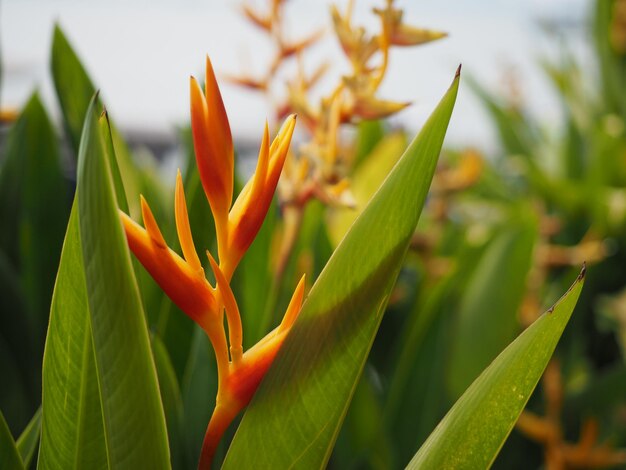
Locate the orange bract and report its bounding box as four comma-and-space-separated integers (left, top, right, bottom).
189, 57, 234, 258
120, 202, 217, 328
225, 115, 296, 279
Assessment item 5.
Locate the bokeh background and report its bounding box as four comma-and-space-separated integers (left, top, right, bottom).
2, 0, 588, 151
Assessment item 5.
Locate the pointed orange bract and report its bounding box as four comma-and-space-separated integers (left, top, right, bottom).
120, 206, 216, 328
223, 114, 297, 279
190, 56, 234, 260
175, 170, 202, 272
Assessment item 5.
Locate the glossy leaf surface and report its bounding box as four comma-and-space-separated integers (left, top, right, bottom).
223, 68, 460, 469
407, 268, 585, 469
77, 97, 170, 468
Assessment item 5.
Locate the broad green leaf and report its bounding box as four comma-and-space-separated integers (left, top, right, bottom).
447, 217, 536, 397
38, 112, 135, 469
0, 92, 68, 339
16, 407, 41, 468
407, 268, 585, 469
0, 92, 68, 436
327, 132, 407, 246
50, 24, 140, 217
0, 409, 23, 470
39, 206, 107, 470
76, 95, 170, 467
50, 25, 96, 154
223, 67, 460, 469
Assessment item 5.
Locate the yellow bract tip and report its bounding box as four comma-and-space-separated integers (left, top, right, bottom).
279, 274, 306, 333
140, 195, 167, 248
250, 120, 271, 202
175, 170, 202, 272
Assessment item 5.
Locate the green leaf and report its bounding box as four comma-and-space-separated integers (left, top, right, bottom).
39, 205, 108, 469
76, 95, 170, 467
0, 92, 68, 340
38, 115, 126, 468
446, 217, 536, 397
222, 67, 460, 469
406, 267, 585, 469
50, 25, 97, 154
50, 24, 140, 217
327, 132, 407, 246
16, 407, 41, 469
0, 92, 68, 437
0, 409, 23, 470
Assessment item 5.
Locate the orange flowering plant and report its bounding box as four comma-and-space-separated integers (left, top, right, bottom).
0, 4, 589, 470
119, 57, 306, 466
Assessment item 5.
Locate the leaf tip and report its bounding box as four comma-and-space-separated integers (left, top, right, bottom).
546, 264, 586, 315
455, 64, 462, 78
578, 261, 587, 281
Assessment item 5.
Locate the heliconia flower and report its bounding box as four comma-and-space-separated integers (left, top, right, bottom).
190, 56, 296, 280
120, 55, 305, 469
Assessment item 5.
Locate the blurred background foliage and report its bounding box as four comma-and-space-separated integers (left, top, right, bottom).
1, 0, 626, 468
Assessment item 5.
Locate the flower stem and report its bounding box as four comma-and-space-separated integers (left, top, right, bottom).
198, 398, 240, 470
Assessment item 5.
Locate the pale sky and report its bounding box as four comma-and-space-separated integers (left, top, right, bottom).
1, 0, 591, 150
